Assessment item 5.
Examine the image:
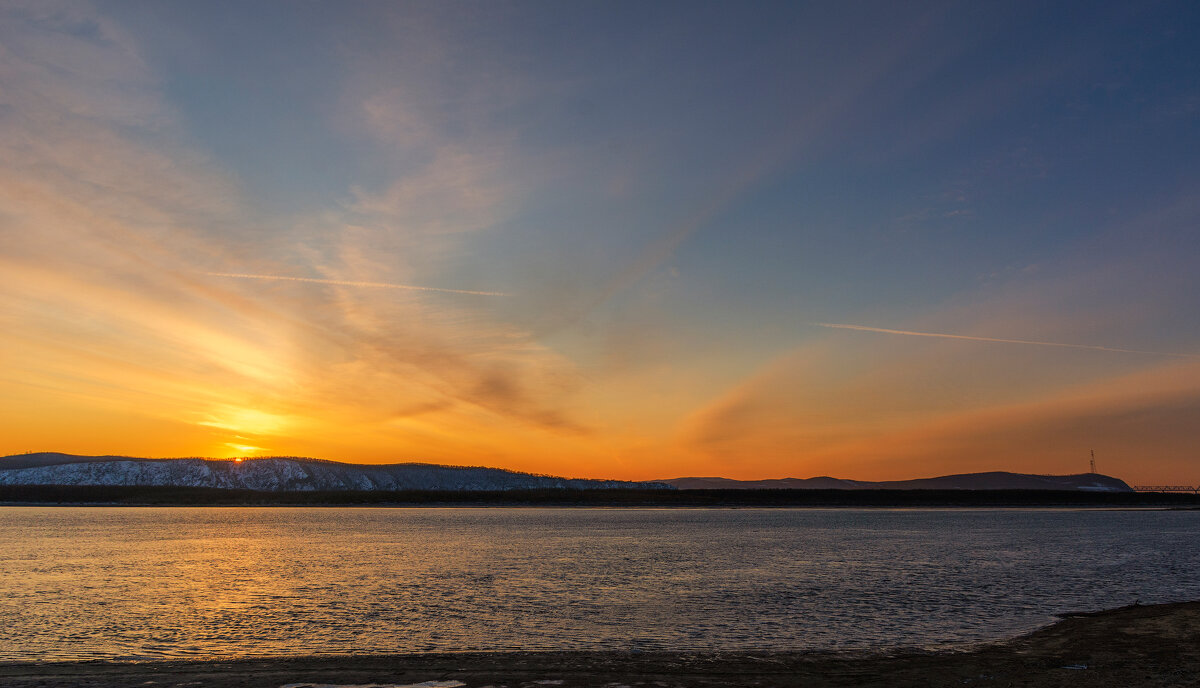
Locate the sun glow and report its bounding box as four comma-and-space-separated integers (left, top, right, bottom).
225, 443, 263, 455
1, 1, 1198, 488
199, 408, 291, 435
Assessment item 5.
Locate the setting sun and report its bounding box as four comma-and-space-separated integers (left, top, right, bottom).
1, 3, 1198, 685
0, 0, 1197, 488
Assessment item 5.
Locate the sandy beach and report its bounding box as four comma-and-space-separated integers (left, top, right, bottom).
1, 601, 1196, 687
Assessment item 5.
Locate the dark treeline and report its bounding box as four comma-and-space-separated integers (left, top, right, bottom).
1, 484, 1199, 507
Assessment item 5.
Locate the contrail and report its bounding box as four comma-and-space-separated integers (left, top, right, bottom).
203, 272, 507, 296
814, 322, 1200, 359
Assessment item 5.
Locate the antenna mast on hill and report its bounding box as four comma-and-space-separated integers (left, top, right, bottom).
1090, 450, 1096, 475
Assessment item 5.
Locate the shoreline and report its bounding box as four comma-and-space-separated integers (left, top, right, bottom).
3, 484, 1200, 509
2, 601, 1197, 687
4, 502, 1199, 509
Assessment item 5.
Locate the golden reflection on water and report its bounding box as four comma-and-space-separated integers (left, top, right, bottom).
0, 507, 1198, 661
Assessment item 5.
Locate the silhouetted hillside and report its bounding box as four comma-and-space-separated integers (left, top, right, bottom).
0, 453, 669, 491
665, 471, 1133, 491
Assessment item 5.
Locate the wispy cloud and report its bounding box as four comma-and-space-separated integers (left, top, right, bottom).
525, 11, 944, 337
202, 272, 508, 297
814, 323, 1200, 359
679, 332, 1200, 482
811, 360, 1200, 483
0, 2, 586, 469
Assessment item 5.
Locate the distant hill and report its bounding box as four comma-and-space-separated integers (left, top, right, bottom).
0, 454, 1134, 493
664, 471, 1133, 492
0, 453, 670, 492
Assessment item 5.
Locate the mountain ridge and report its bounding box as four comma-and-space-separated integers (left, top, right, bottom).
0, 454, 1134, 492
663, 471, 1133, 491
0, 453, 669, 492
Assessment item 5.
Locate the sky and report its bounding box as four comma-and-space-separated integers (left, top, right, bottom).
2, 0, 1198, 483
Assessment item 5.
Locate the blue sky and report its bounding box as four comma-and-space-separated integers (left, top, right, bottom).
2, 0, 1198, 481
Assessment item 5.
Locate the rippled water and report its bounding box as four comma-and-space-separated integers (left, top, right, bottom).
1, 507, 1197, 661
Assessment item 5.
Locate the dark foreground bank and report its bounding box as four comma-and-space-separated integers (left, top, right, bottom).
2, 601, 1197, 688
4, 484, 1200, 507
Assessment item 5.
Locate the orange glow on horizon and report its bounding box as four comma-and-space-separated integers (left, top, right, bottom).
2, 1, 1198, 489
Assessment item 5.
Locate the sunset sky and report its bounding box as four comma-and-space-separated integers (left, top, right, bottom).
2, 1, 1198, 483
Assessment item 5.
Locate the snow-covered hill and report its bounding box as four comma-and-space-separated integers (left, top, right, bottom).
0, 453, 670, 491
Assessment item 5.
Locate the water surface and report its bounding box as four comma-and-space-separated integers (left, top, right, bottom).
1, 507, 1196, 661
